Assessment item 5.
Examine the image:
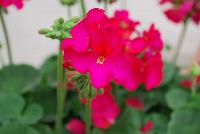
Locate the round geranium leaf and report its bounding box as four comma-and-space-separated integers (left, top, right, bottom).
168, 109, 200, 134
0, 65, 40, 94
0, 121, 39, 134
166, 89, 189, 110
161, 62, 176, 86
0, 94, 25, 123
40, 55, 57, 87
19, 104, 43, 125
34, 124, 54, 134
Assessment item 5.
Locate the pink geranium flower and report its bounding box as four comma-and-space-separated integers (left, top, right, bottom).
91, 87, 120, 129
140, 120, 154, 134
160, 0, 200, 24
128, 24, 163, 90
66, 118, 85, 134
126, 97, 144, 110
0, 0, 23, 9
109, 10, 140, 40
62, 8, 163, 91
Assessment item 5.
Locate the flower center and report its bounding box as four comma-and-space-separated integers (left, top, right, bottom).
96, 56, 105, 64
120, 21, 129, 29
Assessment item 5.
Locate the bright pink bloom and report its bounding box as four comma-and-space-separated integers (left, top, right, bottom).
126, 97, 144, 110
62, 8, 163, 91
62, 8, 142, 90
140, 120, 154, 134
109, 10, 140, 39
66, 118, 85, 134
164, 1, 194, 23
91, 89, 120, 129
180, 76, 200, 88
0, 0, 23, 9
128, 24, 164, 90
160, 0, 200, 24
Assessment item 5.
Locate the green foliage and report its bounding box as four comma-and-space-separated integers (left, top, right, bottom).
0, 65, 40, 94
0, 94, 25, 123
105, 107, 142, 134
168, 108, 200, 134
0, 121, 39, 134
161, 62, 176, 86
40, 55, 57, 87
19, 104, 43, 125
166, 88, 190, 110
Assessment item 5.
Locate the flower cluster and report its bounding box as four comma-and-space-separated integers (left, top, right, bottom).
160, 0, 200, 24
62, 8, 163, 91
97, 0, 117, 4
0, 0, 23, 9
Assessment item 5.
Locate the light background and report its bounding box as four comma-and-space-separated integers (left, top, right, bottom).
0, 0, 200, 67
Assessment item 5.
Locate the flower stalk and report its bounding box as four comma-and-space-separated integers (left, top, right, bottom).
55, 43, 64, 134
104, 0, 108, 13
0, 10, 13, 65
172, 21, 188, 65
85, 96, 92, 134
80, 0, 86, 16
191, 77, 197, 96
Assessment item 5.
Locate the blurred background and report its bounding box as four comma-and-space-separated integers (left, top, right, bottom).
0, 0, 200, 67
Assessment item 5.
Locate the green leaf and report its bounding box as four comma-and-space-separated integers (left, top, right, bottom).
166, 89, 189, 110
0, 94, 25, 123
34, 124, 54, 134
25, 87, 57, 122
105, 107, 141, 134
0, 65, 40, 94
40, 55, 57, 87
168, 109, 200, 134
161, 62, 176, 86
19, 104, 43, 125
146, 113, 168, 134
0, 121, 39, 134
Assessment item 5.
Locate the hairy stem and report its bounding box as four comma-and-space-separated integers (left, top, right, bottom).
172, 22, 188, 65
0, 10, 13, 65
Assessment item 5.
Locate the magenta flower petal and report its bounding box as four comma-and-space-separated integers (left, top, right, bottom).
66, 118, 85, 134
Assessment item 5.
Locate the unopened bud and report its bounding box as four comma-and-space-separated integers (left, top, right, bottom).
39, 28, 50, 34
192, 63, 200, 77
97, 88, 104, 95
89, 88, 97, 99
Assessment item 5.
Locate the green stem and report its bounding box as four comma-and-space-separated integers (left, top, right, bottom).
104, 0, 108, 13
55, 43, 64, 134
67, 6, 71, 18
80, 0, 86, 16
191, 77, 197, 96
172, 22, 188, 65
85, 97, 92, 134
0, 10, 13, 65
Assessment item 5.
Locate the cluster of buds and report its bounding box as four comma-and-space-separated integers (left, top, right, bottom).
71, 74, 104, 99
60, 0, 77, 6
39, 17, 80, 40
97, 0, 117, 4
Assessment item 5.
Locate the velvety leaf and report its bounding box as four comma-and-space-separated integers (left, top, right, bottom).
0, 94, 25, 123
147, 113, 168, 134
161, 62, 176, 86
0, 121, 39, 134
0, 65, 40, 94
166, 89, 189, 110
40, 55, 57, 87
34, 124, 54, 134
25, 87, 57, 122
105, 107, 141, 134
168, 108, 200, 134
19, 104, 43, 125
